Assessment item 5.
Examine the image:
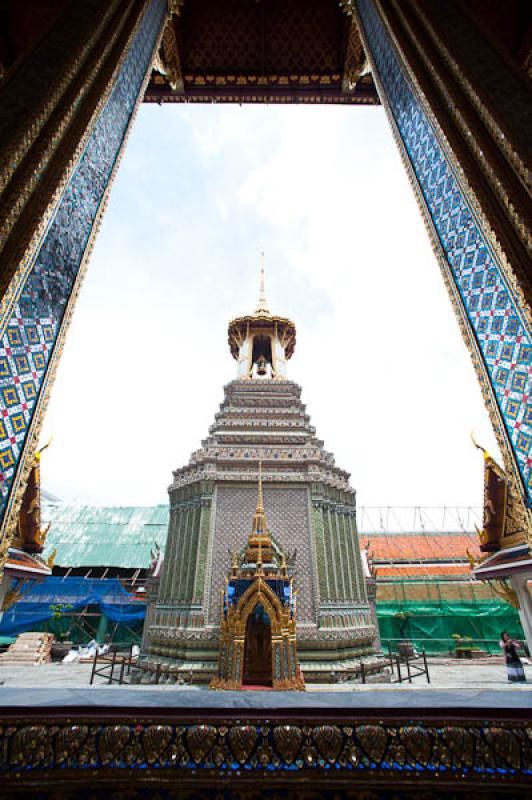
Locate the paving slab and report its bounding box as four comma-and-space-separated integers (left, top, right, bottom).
0, 685, 530, 713
0, 658, 530, 696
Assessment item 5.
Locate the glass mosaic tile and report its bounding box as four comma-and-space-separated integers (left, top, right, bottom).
0, 0, 166, 523
358, 0, 532, 503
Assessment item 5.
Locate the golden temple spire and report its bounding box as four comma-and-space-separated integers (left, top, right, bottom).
255, 252, 270, 316
241, 460, 275, 569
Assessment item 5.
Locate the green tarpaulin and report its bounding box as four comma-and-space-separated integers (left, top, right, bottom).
377, 599, 524, 654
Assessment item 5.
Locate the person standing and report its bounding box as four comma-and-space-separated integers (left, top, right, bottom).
500, 632, 526, 682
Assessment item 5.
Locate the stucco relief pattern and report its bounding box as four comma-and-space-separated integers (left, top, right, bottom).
0, 0, 167, 524
358, 0, 532, 503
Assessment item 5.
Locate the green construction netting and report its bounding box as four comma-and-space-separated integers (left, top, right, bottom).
38, 610, 144, 647
377, 600, 524, 654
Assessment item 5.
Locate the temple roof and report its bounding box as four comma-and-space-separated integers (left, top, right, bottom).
473, 543, 532, 580
228, 315, 296, 361
145, 0, 379, 105
4, 547, 51, 579
42, 505, 169, 569
228, 259, 296, 361
363, 532, 481, 581
173, 379, 353, 492
375, 565, 476, 579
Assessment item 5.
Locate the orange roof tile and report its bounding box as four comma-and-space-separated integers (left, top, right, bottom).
363, 533, 480, 562
377, 565, 471, 578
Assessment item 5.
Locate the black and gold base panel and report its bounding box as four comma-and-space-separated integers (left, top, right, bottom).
0, 702, 530, 798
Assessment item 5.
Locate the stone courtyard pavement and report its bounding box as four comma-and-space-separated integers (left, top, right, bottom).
0, 656, 530, 691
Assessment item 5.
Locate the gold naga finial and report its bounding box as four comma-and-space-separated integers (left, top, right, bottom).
35, 436, 53, 463
47, 547, 57, 569
255, 252, 270, 315
465, 548, 477, 571
35, 522, 51, 548
491, 579, 520, 609
471, 431, 491, 461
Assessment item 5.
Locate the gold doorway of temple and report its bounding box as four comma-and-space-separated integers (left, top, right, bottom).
243, 604, 273, 687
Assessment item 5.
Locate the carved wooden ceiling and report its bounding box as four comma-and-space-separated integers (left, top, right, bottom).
144, 0, 380, 105
1, 1, 529, 103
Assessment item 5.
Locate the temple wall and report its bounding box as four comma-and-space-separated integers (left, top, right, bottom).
155, 480, 214, 626
310, 484, 368, 609
209, 484, 316, 625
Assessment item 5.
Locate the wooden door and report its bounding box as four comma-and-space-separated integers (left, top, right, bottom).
243, 604, 272, 686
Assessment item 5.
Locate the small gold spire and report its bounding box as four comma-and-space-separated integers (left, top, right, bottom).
243, 460, 274, 570
255, 252, 270, 315
252, 460, 268, 535
256, 536, 264, 575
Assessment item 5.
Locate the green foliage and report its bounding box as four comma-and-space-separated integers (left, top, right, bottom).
49, 603, 73, 619
48, 603, 74, 641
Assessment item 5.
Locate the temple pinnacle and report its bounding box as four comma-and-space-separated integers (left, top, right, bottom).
257, 459, 264, 512
255, 252, 270, 315
243, 460, 274, 568
252, 459, 267, 534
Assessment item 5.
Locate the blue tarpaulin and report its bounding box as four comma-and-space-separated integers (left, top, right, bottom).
0, 576, 146, 635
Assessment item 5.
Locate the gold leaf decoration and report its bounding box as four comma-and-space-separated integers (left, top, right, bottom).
273, 724, 303, 764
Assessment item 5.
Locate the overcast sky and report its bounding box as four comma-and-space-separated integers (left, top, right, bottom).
40, 103, 498, 511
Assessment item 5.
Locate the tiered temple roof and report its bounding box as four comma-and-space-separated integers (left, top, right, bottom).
171, 379, 352, 493
364, 532, 481, 580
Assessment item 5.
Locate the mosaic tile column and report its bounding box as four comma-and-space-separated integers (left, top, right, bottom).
0, 0, 168, 554
354, 0, 532, 512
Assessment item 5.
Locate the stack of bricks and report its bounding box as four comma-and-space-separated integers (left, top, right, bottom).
0, 632, 53, 665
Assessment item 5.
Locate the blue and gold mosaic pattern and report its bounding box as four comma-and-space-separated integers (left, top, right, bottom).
358, 0, 532, 504
0, 0, 166, 524
0, 717, 529, 785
